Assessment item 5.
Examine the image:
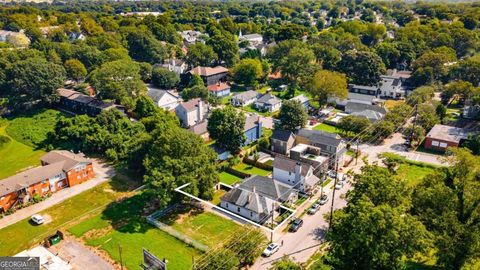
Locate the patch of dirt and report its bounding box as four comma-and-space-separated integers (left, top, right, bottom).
103, 188, 114, 193
84, 226, 113, 240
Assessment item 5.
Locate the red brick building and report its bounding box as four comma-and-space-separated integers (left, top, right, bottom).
0, 151, 94, 213
424, 124, 469, 152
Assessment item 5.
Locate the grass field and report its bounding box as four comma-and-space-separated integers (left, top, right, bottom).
0, 176, 139, 255
211, 189, 227, 205
160, 207, 240, 248
232, 162, 271, 176
219, 171, 242, 185
0, 109, 64, 179
395, 163, 437, 187
313, 123, 339, 133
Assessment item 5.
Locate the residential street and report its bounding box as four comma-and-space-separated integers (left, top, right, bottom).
0, 160, 115, 230
251, 180, 351, 270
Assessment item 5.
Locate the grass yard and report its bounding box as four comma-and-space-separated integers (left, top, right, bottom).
219, 171, 242, 185
385, 99, 405, 110
232, 162, 271, 176
395, 163, 437, 187
84, 226, 199, 270
0, 176, 139, 255
211, 189, 227, 205
160, 207, 241, 248
313, 123, 339, 133
0, 124, 45, 179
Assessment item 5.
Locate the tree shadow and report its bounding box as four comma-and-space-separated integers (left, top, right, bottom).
157, 204, 203, 226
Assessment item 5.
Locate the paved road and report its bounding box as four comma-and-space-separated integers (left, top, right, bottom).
50, 239, 114, 270
251, 180, 351, 270
0, 160, 115, 230
360, 132, 445, 166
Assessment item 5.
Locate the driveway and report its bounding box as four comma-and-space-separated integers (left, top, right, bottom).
49, 239, 114, 270
251, 180, 351, 269
360, 132, 445, 166
0, 160, 115, 229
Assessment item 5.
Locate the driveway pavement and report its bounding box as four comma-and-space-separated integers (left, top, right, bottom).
360, 132, 445, 166
0, 160, 115, 229
49, 239, 114, 270
251, 180, 351, 269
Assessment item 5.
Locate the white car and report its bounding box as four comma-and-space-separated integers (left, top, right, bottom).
335, 181, 344, 190
338, 173, 347, 182
328, 170, 337, 179
262, 243, 280, 257
318, 194, 329, 205
31, 214, 45, 225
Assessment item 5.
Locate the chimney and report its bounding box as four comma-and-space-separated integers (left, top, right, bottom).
252, 186, 256, 193
294, 162, 302, 183
196, 99, 204, 122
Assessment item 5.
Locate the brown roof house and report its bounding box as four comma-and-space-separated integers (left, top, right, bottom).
188, 66, 229, 86
424, 124, 469, 152
0, 151, 94, 213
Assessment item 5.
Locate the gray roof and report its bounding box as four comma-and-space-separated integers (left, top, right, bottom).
244, 115, 261, 131
271, 129, 294, 142
256, 93, 281, 106
426, 124, 469, 143
345, 102, 386, 115
188, 121, 208, 135
290, 94, 309, 104
147, 88, 178, 103
273, 156, 311, 177
297, 129, 343, 147
351, 110, 384, 121
232, 90, 259, 102
349, 84, 378, 92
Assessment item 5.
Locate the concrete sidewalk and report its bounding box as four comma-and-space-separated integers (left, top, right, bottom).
0, 160, 115, 230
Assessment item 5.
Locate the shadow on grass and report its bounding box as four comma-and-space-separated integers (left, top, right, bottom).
157, 205, 203, 226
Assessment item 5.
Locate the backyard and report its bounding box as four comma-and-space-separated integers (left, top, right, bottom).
219, 171, 242, 185
232, 162, 271, 176
313, 123, 339, 134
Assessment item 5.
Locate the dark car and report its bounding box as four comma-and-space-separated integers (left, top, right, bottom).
289, 218, 304, 232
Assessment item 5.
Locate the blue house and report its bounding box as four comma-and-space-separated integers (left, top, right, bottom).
244, 115, 263, 145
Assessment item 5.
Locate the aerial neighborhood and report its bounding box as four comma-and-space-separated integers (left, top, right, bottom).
0, 1, 479, 270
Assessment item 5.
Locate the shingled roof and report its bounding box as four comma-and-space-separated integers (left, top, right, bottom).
189, 66, 228, 77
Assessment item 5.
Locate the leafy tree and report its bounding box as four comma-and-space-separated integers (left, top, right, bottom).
337, 115, 371, 137
337, 50, 386, 86
143, 125, 218, 207
64, 59, 87, 81
276, 23, 306, 41
402, 125, 426, 146
182, 84, 208, 101
306, 70, 348, 105
6, 57, 66, 105
224, 227, 266, 266
278, 100, 308, 132
270, 257, 302, 270
449, 59, 480, 86
375, 42, 401, 69
195, 249, 238, 270
416, 103, 440, 131
138, 62, 153, 82
134, 95, 159, 118
186, 43, 218, 67
88, 60, 146, 109
412, 48, 457, 81
412, 148, 480, 270
443, 80, 478, 105
384, 103, 413, 125
151, 67, 180, 89
207, 31, 239, 67
231, 58, 263, 87
311, 45, 341, 70
465, 134, 480, 155
207, 107, 246, 153
125, 30, 168, 63
371, 120, 395, 141
436, 103, 447, 121
406, 85, 435, 106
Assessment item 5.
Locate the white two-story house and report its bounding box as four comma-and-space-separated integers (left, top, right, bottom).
175, 98, 208, 127
272, 156, 320, 194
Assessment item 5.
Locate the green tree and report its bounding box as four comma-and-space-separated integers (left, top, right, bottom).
306, 70, 348, 105
337, 115, 371, 137
231, 58, 263, 87
182, 84, 208, 101
64, 59, 87, 81
134, 95, 159, 118
151, 67, 180, 89
278, 100, 308, 132
270, 257, 302, 270
402, 125, 426, 146
449, 59, 480, 86
125, 30, 168, 63
337, 50, 386, 86
416, 103, 440, 131
88, 60, 146, 109
207, 107, 246, 153
412, 148, 480, 270
207, 31, 239, 67
143, 126, 218, 207
6, 58, 66, 105
186, 43, 218, 67
443, 80, 478, 105
406, 85, 435, 106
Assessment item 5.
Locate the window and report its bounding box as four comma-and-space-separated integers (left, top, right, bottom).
439, 142, 448, 148
250, 211, 253, 217
431, 140, 440, 147
237, 207, 241, 212
289, 171, 291, 176
225, 203, 228, 208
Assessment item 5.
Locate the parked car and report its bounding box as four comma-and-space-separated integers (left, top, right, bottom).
318, 194, 329, 205
308, 203, 320, 215
262, 243, 280, 257
335, 181, 344, 190
289, 218, 304, 232
31, 214, 45, 225
328, 170, 337, 179
338, 173, 347, 182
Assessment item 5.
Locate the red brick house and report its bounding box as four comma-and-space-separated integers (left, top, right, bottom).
424, 124, 469, 152
0, 151, 94, 213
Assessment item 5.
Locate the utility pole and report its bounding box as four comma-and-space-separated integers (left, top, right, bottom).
355, 140, 359, 165
328, 152, 339, 231
270, 201, 275, 243
119, 245, 123, 270
409, 105, 418, 148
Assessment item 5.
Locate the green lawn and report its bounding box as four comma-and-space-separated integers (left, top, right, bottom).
0, 176, 139, 255
211, 189, 227, 205
0, 109, 65, 179
313, 123, 339, 133
0, 125, 45, 179
84, 226, 199, 270
219, 171, 242, 185
232, 162, 271, 176
395, 163, 437, 187
160, 208, 240, 248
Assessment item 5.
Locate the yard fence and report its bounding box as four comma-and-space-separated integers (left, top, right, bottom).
146, 205, 209, 252
224, 167, 251, 179
243, 157, 274, 171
